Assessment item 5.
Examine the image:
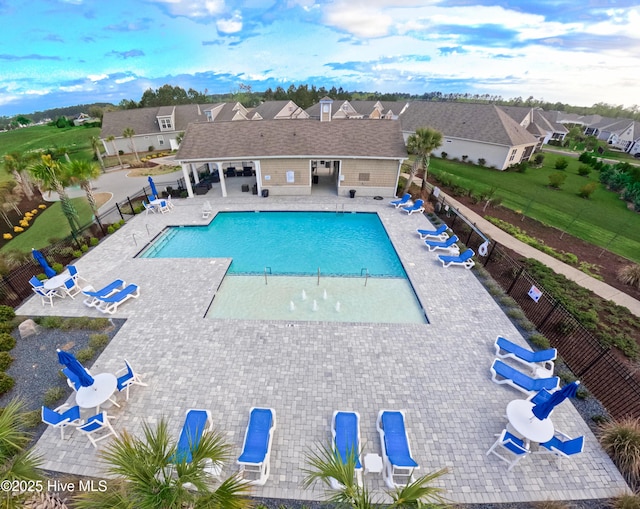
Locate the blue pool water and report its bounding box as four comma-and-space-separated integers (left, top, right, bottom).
141, 211, 406, 277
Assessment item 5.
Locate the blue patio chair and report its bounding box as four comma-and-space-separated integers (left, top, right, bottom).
416, 224, 449, 240
77, 411, 118, 448
29, 276, 44, 288
376, 410, 419, 488
527, 388, 554, 406
390, 193, 412, 208
537, 431, 584, 466
143, 201, 156, 215
68, 265, 89, 286
61, 275, 82, 299
495, 336, 556, 372
95, 284, 140, 314
401, 199, 424, 215
237, 407, 276, 485
82, 279, 126, 308
424, 234, 460, 254
438, 248, 475, 269
115, 359, 147, 400
330, 411, 363, 489
29, 276, 62, 306
41, 404, 82, 440
490, 359, 560, 396
486, 429, 530, 470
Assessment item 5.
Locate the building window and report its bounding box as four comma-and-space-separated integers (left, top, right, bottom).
159, 117, 173, 130
509, 149, 517, 161
157, 136, 164, 146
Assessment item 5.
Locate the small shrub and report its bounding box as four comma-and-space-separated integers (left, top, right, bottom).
554, 157, 569, 170
599, 417, 640, 487
578, 165, 592, 176
578, 182, 598, 198
89, 237, 99, 246
0, 333, 16, 351
0, 351, 14, 370
618, 265, 640, 289
80, 245, 89, 253
89, 333, 109, 350
0, 372, 14, 395
148, 145, 155, 152
506, 308, 526, 320
440, 151, 448, 159
0, 322, 13, 334
0, 305, 15, 322
533, 153, 545, 166
113, 223, 121, 230
75, 347, 94, 363
72, 250, 83, 258
107, 226, 115, 234
43, 386, 65, 407
529, 334, 551, 349
39, 315, 63, 329
52, 262, 64, 274
478, 158, 486, 166
533, 501, 572, 509
610, 493, 640, 509
548, 172, 567, 189
22, 409, 42, 430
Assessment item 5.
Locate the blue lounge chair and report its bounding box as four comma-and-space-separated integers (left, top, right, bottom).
486, 429, 530, 470
401, 199, 424, 215
438, 248, 475, 269
330, 411, 363, 489
376, 410, 419, 488
237, 407, 276, 485
173, 409, 213, 463
82, 279, 126, 308
537, 431, 584, 466
495, 336, 557, 372
390, 193, 412, 208
424, 234, 460, 253
490, 359, 560, 396
416, 224, 449, 240
95, 284, 140, 314
41, 404, 82, 440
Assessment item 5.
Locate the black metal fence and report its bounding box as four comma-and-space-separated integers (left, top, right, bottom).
431, 191, 640, 420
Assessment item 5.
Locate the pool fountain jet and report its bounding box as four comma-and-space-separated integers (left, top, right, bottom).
323, 289, 328, 300
289, 301, 295, 311
335, 301, 341, 312
301, 289, 307, 301
312, 300, 318, 311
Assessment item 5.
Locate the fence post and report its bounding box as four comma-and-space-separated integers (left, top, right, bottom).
126, 197, 135, 215
506, 267, 524, 295
115, 202, 124, 221
466, 225, 474, 245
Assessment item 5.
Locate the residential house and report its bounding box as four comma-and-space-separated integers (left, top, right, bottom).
399, 102, 538, 170
175, 118, 407, 198
583, 117, 636, 151
498, 106, 568, 147
247, 100, 309, 120
306, 99, 408, 120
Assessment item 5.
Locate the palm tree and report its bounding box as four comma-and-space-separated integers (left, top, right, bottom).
106, 136, 123, 167
74, 418, 252, 509
402, 127, 443, 196
90, 136, 105, 171
65, 159, 102, 219
29, 154, 81, 235
3, 151, 36, 200
0, 399, 44, 509
122, 127, 139, 162
303, 443, 448, 509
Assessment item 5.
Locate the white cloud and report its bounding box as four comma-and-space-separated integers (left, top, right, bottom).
87, 73, 108, 82
217, 11, 242, 33
115, 76, 136, 84
324, 4, 394, 38
24, 89, 51, 96
149, 0, 225, 18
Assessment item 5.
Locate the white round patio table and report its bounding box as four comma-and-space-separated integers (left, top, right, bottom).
43, 271, 70, 291
75, 373, 118, 413
506, 399, 554, 443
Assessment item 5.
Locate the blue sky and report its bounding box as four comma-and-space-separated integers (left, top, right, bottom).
1, 0, 639, 116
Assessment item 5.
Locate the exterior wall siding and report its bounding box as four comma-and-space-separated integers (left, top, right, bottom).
258, 158, 311, 195
339, 159, 398, 197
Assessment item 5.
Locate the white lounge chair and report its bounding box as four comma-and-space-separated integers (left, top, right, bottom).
490, 359, 560, 396
82, 279, 126, 308
95, 284, 140, 314
416, 224, 449, 240
237, 407, 276, 485
494, 336, 557, 373
438, 248, 475, 269
424, 234, 460, 254
401, 199, 424, 215
202, 201, 212, 219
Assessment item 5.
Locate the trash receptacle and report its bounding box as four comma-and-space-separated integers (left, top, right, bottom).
252, 184, 258, 195
262, 189, 269, 198
349, 189, 356, 198
312, 175, 319, 184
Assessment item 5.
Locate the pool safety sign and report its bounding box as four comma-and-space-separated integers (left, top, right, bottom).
528, 285, 542, 303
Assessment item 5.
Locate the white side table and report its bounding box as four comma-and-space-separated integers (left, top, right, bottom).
364, 453, 383, 474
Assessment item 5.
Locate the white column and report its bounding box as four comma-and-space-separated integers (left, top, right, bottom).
191, 163, 200, 184
254, 160, 262, 195
216, 162, 227, 198
180, 164, 194, 198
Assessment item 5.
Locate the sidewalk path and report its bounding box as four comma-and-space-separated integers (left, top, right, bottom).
405, 174, 640, 317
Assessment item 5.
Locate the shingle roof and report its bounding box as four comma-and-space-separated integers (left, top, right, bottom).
400, 102, 537, 147
248, 101, 295, 120
100, 104, 207, 137
176, 119, 407, 161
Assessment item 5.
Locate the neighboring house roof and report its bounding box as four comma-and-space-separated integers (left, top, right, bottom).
248, 100, 308, 120
100, 104, 207, 138
306, 99, 408, 120
176, 119, 407, 161
400, 102, 538, 147
537, 110, 568, 135
589, 117, 634, 134
554, 112, 603, 125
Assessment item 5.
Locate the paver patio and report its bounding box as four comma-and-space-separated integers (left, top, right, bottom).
19, 193, 628, 504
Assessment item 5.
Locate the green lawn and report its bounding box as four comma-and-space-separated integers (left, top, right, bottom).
1, 197, 93, 254
0, 124, 100, 184
429, 152, 640, 263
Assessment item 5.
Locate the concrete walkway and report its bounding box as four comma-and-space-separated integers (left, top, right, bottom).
405, 175, 640, 317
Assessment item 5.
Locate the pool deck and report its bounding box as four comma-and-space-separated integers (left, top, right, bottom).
19, 194, 628, 504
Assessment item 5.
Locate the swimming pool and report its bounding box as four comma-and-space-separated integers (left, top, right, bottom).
141, 211, 427, 324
